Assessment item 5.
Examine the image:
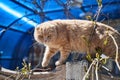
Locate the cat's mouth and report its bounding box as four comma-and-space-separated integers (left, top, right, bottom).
43, 41, 52, 46
42, 40, 49, 44
43, 38, 51, 44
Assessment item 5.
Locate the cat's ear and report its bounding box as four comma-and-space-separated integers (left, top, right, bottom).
49, 24, 58, 33
35, 25, 41, 32
49, 25, 56, 32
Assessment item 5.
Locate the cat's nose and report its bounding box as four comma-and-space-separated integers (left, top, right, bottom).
44, 38, 48, 43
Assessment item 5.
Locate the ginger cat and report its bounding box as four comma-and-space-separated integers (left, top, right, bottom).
34, 19, 120, 67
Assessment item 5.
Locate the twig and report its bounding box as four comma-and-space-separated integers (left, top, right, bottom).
5, 74, 16, 80
82, 59, 96, 80
91, 65, 95, 80
95, 5, 102, 21
95, 59, 99, 80
15, 72, 22, 80
88, 4, 102, 46
108, 34, 120, 71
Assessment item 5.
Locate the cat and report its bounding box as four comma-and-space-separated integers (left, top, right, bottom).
34, 19, 120, 67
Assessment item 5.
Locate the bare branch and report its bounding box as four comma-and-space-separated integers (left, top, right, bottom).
82, 59, 96, 80
95, 59, 99, 80
108, 33, 120, 71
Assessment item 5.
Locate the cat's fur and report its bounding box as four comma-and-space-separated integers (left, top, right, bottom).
34, 19, 120, 67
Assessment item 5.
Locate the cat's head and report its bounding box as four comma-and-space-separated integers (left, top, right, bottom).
34, 22, 58, 45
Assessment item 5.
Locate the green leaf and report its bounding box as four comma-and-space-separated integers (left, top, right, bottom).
96, 53, 100, 59
97, 0, 102, 7
103, 37, 108, 46
86, 16, 93, 21
101, 58, 107, 64
86, 54, 93, 62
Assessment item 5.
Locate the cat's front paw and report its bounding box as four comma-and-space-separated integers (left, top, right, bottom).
42, 60, 49, 67
55, 61, 62, 66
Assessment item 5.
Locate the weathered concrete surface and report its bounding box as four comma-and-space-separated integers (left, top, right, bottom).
0, 63, 120, 80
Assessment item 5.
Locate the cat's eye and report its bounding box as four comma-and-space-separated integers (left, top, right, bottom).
47, 35, 51, 39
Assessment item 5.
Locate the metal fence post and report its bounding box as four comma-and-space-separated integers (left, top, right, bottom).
66, 60, 88, 80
